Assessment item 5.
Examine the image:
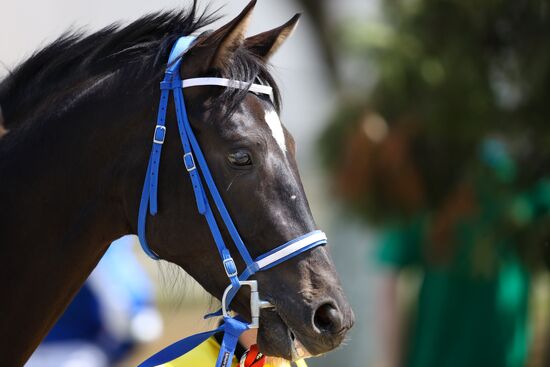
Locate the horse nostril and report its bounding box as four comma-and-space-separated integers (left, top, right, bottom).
313, 303, 343, 334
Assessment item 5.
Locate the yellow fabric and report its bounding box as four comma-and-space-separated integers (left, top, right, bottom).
160, 337, 238, 367
159, 336, 307, 367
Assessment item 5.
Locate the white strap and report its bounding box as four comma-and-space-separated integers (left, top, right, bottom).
255, 231, 327, 269
181, 77, 274, 100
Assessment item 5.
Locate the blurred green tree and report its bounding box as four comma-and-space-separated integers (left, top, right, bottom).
319, 0, 550, 267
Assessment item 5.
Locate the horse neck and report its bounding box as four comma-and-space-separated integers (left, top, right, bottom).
0, 77, 157, 365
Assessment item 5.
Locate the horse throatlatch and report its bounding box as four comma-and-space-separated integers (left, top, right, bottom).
137, 36, 328, 367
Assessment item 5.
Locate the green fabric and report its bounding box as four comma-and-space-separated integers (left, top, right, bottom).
378, 215, 530, 367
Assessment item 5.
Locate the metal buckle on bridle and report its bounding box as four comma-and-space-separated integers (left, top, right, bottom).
221, 280, 274, 329
183, 152, 196, 172
153, 125, 166, 144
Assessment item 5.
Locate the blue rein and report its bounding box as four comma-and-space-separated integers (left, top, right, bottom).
137, 36, 327, 367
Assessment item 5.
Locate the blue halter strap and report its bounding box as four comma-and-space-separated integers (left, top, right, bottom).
137, 36, 327, 367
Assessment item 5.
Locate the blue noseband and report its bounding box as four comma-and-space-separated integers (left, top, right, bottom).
137, 36, 327, 367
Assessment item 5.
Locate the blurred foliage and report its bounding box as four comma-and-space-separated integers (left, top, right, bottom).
319, 0, 550, 267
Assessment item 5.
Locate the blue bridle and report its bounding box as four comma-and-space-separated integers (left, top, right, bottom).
137, 36, 327, 367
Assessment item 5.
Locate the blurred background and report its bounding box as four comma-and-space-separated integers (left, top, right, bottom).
2, 0, 550, 366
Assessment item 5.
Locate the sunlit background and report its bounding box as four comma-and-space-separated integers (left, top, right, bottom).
2, 1, 549, 366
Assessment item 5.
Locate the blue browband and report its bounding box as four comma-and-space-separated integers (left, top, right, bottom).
137, 36, 327, 367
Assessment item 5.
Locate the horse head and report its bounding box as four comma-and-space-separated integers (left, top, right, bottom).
130, 1, 354, 360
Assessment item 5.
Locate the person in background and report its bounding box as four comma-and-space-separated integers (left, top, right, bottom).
26, 235, 162, 367
334, 115, 548, 367
376, 184, 530, 367
373, 135, 548, 367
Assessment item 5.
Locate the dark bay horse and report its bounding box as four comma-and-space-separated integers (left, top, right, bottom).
0, 1, 353, 365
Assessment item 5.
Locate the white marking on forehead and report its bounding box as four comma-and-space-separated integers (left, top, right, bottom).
264, 109, 287, 155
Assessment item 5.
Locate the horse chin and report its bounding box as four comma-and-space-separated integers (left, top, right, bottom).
257, 310, 313, 361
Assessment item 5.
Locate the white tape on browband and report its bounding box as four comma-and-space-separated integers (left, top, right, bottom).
181, 77, 274, 100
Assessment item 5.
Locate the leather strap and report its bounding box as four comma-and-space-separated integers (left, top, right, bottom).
137, 316, 248, 367
182, 77, 274, 100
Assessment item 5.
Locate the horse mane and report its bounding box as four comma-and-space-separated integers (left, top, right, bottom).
0, 1, 281, 129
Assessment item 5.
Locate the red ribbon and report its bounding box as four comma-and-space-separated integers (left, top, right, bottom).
240, 345, 266, 367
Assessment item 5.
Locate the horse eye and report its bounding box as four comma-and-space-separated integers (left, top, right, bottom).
227, 151, 252, 167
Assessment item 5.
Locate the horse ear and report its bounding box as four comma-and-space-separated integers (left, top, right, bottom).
200, 0, 256, 69
244, 14, 300, 61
